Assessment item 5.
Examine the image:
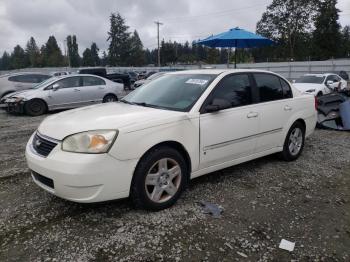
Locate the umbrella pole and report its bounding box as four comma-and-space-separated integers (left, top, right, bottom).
234, 48, 237, 69
234, 40, 237, 69
227, 48, 230, 68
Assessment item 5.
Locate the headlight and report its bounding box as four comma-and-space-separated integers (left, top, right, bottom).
305, 89, 316, 93
15, 97, 25, 102
62, 130, 118, 153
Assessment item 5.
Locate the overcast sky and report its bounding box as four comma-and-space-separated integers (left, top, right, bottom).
0, 0, 350, 56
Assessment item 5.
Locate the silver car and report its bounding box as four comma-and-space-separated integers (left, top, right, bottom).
133, 72, 166, 88
0, 72, 51, 98
2, 74, 124, 116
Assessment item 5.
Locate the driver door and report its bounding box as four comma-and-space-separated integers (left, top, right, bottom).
199, 73, 259, 169
47, 76, 83, 109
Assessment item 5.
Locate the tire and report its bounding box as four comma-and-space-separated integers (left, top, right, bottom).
102, 94, 117, 103
131, 146, 188, 211
317, 91, 323, 97
24, 99, 47, 116
279, 121, 305, 161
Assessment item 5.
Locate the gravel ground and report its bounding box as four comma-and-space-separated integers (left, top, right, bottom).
0, 109, 349, 261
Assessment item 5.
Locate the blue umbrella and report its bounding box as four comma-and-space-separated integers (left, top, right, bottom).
196, 27, 274, 68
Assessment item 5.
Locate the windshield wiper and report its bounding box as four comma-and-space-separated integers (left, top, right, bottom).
120, 99, 134, 105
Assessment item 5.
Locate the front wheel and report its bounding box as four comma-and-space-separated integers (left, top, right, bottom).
102, 94, 117, 103
279, 122, 305, 161
131, 146, 188, 210
24, 99, 47, 116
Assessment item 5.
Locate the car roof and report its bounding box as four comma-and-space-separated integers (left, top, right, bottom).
6, 72, 50, 77
167, 69, 281, 75
303, 73, 336, 77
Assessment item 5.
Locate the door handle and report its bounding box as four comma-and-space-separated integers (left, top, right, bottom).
247, 112, 258, 118
73, 88, 80, 92
284, 105, 292, 111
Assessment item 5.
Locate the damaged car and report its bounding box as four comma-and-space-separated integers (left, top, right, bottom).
2, 74, 124, 116
293, 73, 347, 97
25, 69, 317, 210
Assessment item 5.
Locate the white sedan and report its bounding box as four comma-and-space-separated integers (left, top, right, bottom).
26, 69, 317, 210
293, 73, 347, 96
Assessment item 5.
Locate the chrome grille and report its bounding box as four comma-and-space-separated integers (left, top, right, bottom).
32, 133, 57, 157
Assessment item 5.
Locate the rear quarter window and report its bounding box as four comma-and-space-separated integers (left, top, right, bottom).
254, 73, 284, 102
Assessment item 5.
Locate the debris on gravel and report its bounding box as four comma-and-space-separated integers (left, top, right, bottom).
0, 110, 349, 261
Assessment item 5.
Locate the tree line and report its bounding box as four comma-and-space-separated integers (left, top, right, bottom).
0, 0, 349, 70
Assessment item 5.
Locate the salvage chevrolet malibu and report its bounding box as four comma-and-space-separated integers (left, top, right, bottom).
26, 69, 317, 210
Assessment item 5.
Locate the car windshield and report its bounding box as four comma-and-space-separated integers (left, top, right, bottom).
121, 74, 217, 112
296, 75, 325, 84
31, 77, 57, 89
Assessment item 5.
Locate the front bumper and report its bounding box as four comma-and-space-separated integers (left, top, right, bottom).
2, 101, 25, 113
25, 133, 138, 203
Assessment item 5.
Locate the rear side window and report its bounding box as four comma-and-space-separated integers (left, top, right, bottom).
208, 74, 252, 109
280, 78, 293, 98
82, 76, 105, 86
254, 73, 283, 102
55, 77, 81, 89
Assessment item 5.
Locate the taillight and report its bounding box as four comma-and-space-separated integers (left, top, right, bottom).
314, 96, 318, 110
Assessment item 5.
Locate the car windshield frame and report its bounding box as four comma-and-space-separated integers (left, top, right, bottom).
296, 75, 325, 84
121, 73, 218, 112
31, 77, 57, 89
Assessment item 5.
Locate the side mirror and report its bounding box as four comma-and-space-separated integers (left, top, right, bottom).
52, 83, 60, 91
326, 80, 334, 86
205, 98, 231, 113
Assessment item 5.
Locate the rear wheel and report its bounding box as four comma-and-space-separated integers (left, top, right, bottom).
131, 146, 188, 210
279, 121, 305, 161
24, 99, 47, 116
103, 94, 117, 103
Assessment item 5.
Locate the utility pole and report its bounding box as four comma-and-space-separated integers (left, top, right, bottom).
154, 21, 163, 67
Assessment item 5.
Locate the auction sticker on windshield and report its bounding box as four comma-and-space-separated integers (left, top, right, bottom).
185, 79, 209, 85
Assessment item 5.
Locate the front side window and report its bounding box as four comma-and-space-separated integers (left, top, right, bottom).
207, 74, 252, 109
254, 73, 283, 102
54, 77, 81, 89
122, 74, 216, 111
82, 76, 105, 86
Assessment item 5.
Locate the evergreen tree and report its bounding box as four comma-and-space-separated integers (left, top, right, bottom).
127, 30, 145, 66
101, 51, 108, 66
90, 42, 100, 66
341, 26, 350, 58
82, 48, 94, 66
25, 37, 40, 67
312, 0, 342, 60
42, 36, 64, 67
11, 45, 29, 69
107, 13, 130, 66
0, 52, 11, 70
66, 35, 80, 67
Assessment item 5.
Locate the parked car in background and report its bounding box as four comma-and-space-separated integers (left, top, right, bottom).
2, 74, 123, 116
78, 67, 131, 90
0, 72, 51, 99
51, 71, 71, 77
25, 69, 316, 210
126, 71, 139, 84
134, 72, 166, 88
293, 73, 347, 96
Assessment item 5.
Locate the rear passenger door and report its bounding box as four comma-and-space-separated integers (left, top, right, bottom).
252, 73, 294, 152
80, 76, 107, 105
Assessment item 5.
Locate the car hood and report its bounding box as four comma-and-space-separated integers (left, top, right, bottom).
293, 83, 323, 92
4, 89, 40, 99
38, 102, 188, 140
